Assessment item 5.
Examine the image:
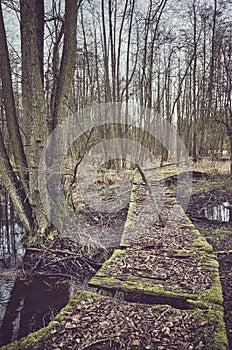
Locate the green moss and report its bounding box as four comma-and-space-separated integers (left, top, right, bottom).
89, 267, 223, 310
191, 232, 214, 253
171, 203, 214, 254
194, 308, 228, 350
192, 174, 232, 195
212, 228, 232, 238
133, 174, 143, 184
166, 197, 176, 204
181, 223, 196, 230
198, 278, 223, 308
90, 246, 224, 311
152, 305, 228, 349
88, 172, 227, 349
161, 170, 178, 179
89, 275, 193, 301
92, 249, 126, 277
97, 289, 113, 297
174, 204, 192, 223
197, 226, 211, 238
120, 181, 138, 247
151, 304, 227, 349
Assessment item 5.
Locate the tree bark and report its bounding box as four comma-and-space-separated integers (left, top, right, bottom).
229, 131, 232, 177
0, 130, 33, 232
20, 0, 49, 233
51, 0, 78, 127
0, 2, 29, 195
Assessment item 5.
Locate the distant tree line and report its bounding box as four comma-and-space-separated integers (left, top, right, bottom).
0, 0, 231, 237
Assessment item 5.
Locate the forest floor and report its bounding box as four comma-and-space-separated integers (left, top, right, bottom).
2, 163, 231, 349
6, 166, 229, 350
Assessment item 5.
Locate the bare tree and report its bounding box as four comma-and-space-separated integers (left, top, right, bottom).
0, 0, 80, 235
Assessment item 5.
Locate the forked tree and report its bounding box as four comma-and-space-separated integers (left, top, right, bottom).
0, 0, 80, 235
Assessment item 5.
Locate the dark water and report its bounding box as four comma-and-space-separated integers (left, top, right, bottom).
0, 189, 25, 268
0, 187, 86, 346
0, 276, 70, 346
0, 271, 91, 346
204, 203, 232, 223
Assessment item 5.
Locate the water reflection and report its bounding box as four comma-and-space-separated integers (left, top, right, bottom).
0, 272, 16, 335
0, 187, 24, 267
0, 277, 69, 346
204, 203, 232, 222
0, 274, 95, 346
0, 187, 96, 346
0, 187, 26, 345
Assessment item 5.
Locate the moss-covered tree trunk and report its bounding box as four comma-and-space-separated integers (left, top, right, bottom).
0, 0, 79, 237
20, 0, 49, 233
0, 131, 32, 232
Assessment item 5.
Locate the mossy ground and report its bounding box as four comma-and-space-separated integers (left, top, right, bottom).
5, 292, 227, 350
89, 251, 223, 310
192, 174, 232, 194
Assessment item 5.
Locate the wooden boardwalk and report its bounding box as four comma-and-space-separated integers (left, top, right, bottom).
89, 171, 229, 349
2, 170, 229, 349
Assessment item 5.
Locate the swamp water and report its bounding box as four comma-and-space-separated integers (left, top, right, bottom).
0, 188, 85, 346
0, 277, 70, 346
204, 203, 232, 223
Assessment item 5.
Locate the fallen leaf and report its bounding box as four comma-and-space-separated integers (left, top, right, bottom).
65, 322, 77, 329
131, 339, 140, 346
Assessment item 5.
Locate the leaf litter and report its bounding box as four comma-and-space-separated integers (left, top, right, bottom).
36, 172, 226, 349
40, 297, 216, 350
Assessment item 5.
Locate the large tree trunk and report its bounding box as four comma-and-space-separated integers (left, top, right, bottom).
0, 0, 80, 237
20, 0, 49, 233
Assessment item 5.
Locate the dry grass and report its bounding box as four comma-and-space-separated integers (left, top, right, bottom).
193, 158, 230, 175
96, 168, 135, 186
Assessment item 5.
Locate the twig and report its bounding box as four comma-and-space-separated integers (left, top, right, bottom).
28, 239, 57, 277
201, 193, 213, 210
144, 158, 192, 171
33, 271, 76, 279
215, 250, 232, 254
154, 308, 169, 322
78, 337, 112, 350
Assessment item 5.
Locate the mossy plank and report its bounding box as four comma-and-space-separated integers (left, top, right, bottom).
3, 296, 227, 350
89, 262, 223, 311
90, 180, 224, 312
120, 180, 140, 247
